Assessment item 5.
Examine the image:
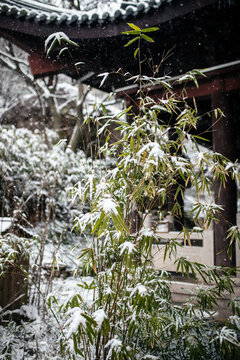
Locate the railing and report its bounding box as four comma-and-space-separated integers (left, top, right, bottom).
151, 229, 214, 273
147, 213, 240, 277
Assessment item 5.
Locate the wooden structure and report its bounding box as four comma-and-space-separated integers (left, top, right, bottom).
0, 0, 240, 268
0, 219, 28, 310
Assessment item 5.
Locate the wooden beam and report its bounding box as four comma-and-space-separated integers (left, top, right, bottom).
0, 29, 34, 53
116, 60, 240, 99
180, 74, 240, 99
28, 53, 72, 78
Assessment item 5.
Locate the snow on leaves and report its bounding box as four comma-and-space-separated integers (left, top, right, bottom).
65, 307, 87, 337
93, 308, 107, 330
45, 32, 78, 56
119, 241, 136, 255
105, 337, 122, 360
98, 196, 118, 215
138, 141, 165, 162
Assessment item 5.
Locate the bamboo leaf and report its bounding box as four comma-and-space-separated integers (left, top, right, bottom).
142, 27, 159, 33
59, 47, 68, 56
75, 61, 85, 66
134, 48, 139, 58
127, 23, 141, 31
122, 30, 141, 35
141, 34, 154, 43
112, 212, 129, 235
46, 38, 57, 56
124, 37, 139, 47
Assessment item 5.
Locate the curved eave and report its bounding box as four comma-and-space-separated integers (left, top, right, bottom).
0, 0, 220, 40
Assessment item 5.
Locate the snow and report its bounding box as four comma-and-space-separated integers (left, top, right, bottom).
19, 305, 38, 321
229, 315, 240, 331
104, 286, 113, 295
119, 241, 136, 254
40, 241, 83, 270
0, 217, 13, 233
178, 74, 195, 82
98, 72, 109, 88
105, 337, 122, 360
65, 307, 86, 337
45, 32, 77, 54
131, 284, 148, 296
98, 196, 118, 215
192, 226, 203, 232
140, 228, 154, 237
219, 326, 239, 346
93, 308, 107, 329
138, 142, 165, 161
76, 211, 101, 231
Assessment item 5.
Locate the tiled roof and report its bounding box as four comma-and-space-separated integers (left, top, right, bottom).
0, 0, 169, 28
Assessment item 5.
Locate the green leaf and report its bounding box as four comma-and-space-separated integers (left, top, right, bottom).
116, 106, 132, 119
193, 135, 209, 142
73, 335, 79, 354
122, 30, 141, 35
130, 136, 134, 151
134, 48, 139, 58
141, 34, 154, 43
91, 212, 106, 234
142, 27, 159, 33
112, 212, 129, 235
127, 23, 141, 31
81, 313, 97, 326
65, 39, 79, 47
114, 119, 129, 126
78, 247, 92, 260
124, 36, 139, 47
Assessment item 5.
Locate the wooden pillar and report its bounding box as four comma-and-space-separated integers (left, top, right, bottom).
0, 256, 28, 310
211, 84, 237, 267
167, 183, 184, 231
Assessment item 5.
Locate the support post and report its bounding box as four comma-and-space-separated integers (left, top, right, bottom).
211, 84, 237, 267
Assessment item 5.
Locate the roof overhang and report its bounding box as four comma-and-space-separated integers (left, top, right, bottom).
0, 0, 220, 40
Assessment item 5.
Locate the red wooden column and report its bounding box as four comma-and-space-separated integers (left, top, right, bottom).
211, 79, 237, 267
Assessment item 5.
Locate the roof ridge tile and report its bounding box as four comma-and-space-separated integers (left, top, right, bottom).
0, 0, 168, 28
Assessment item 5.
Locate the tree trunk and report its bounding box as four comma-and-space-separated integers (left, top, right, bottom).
69, 82, 90, 152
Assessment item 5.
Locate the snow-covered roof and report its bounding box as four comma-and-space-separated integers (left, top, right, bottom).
0, 0, 169, 28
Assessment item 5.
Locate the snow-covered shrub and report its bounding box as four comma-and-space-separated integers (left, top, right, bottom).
0, 233, 33, 276
0, 125, 109, 315
0, 125, 105, 238
0, 313, 61, 360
